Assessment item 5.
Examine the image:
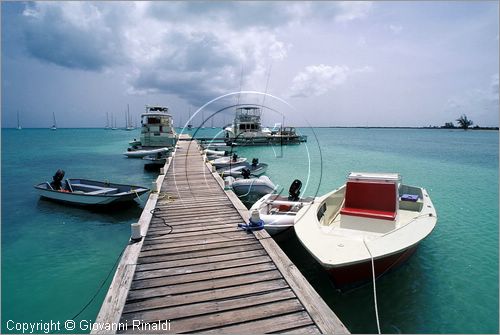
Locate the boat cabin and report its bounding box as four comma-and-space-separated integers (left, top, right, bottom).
234, 107, 263, 133
140, 105, 177, 148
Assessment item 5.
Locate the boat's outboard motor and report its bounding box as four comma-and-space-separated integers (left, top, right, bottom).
288, 179, 302, 201
241, 168, 251, 179
51, 169, 65, 190
251, 158, 259, 167
232, 153, 238, 162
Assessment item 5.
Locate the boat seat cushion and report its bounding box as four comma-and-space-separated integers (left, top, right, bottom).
340, 207, 396, 220
340, 181, 397, 221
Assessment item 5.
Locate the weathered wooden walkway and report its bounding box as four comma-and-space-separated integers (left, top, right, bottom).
93, 137, 348, 334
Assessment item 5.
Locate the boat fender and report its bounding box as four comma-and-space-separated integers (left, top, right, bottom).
224, 176, 235, 190
288, 179, 302, 201
238, 210, 264, 231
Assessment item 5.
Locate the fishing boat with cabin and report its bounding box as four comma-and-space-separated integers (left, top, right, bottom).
130, 105, 177, 149
224, 106, 306, 145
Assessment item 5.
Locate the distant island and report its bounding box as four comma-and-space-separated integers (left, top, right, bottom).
316, 126, 499, 130
317, 114, 498, 130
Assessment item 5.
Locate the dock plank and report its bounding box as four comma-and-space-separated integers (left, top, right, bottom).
92, 139, 348, 334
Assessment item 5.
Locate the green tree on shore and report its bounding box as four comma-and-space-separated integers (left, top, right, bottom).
456, 114, 473, 130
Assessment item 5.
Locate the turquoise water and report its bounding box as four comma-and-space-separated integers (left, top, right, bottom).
2, 128, 498, 333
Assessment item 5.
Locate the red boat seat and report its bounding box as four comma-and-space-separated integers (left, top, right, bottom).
340, 181, 397, 221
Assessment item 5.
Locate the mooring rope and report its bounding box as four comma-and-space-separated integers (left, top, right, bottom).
363, 238, 381, 334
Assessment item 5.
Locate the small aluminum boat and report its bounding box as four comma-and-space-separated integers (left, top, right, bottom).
34, 170, 149, 206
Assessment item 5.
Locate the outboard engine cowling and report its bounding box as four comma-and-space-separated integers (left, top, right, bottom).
241, 168, 251, 179
51, 169, 65, 190
288, 179, 302, 201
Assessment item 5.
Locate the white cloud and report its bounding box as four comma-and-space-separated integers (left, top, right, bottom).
335, 2, 373, 22
444, 74, 499, 125
388, 24, 403, 34
290, 64, 373, 98
19, 2, 293, 106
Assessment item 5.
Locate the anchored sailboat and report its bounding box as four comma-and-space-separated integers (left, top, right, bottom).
51, 113, 57, 130
17, 111, 22, 130
105, 112, 110, 130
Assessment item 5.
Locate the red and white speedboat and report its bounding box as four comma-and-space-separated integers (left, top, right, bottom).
294, 172, 437, 287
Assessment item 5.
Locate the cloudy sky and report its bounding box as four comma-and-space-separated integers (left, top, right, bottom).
2, 1, 498, 128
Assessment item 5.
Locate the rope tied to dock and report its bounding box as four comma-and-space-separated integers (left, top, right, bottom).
238, 209, 265, 231
363, 238, 381, 334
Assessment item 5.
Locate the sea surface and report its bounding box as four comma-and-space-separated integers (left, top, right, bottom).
2, 127, 498, 334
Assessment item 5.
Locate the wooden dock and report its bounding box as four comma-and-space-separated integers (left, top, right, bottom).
93, 136, 348, 334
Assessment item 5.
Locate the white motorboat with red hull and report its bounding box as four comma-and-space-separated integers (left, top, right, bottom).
295, 172, 437, 287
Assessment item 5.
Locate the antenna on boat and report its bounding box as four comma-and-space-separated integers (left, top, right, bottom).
236, 64, 244, 106
261, 62, 273, 111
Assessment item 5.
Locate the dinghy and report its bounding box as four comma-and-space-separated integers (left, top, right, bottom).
34, 170, 149, 206
294, 172, 437, 287
143, 151, 168, 170
123, 147, 169, 158
218, 159, 268, 178
209, 154, 247, 169
250, 180, 314, 236
224, 175, 276, 204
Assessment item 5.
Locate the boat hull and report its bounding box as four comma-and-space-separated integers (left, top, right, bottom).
34, 179, 149, 206
325, 244, 419, 288
124, 147, 169, 158
36, 189, 146, 205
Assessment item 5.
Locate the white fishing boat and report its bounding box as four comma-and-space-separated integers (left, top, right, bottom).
250, 180, 314, 236
123, 147, 169, 158
224, 106, 271, 144
139, 105, 177, 148
209, 154, 247, 169
224, 175, 276, 202
294, 172, 437, 287
224, 106, 306, 145
34, 170, 149, 206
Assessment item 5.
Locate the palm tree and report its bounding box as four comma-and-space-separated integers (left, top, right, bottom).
456, 114, 473, 130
